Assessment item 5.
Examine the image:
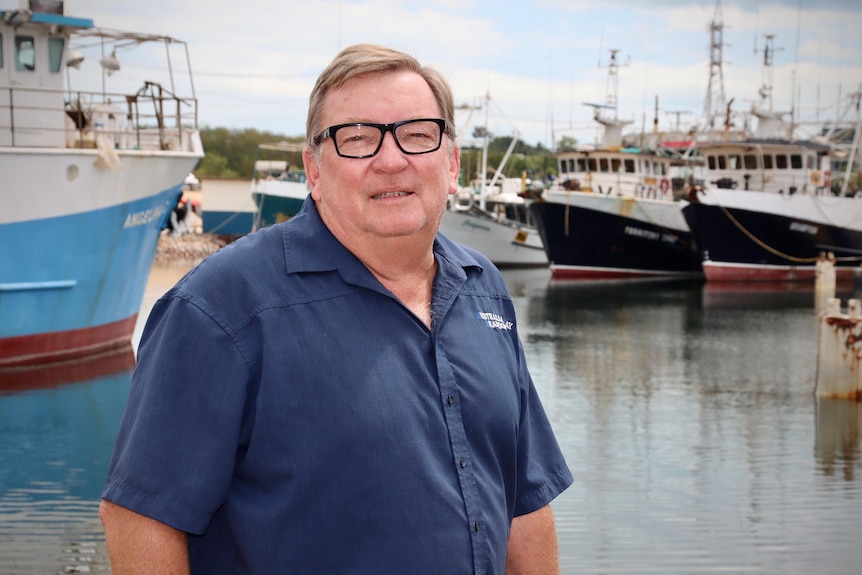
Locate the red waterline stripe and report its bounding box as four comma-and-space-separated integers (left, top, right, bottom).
0, 315, 138, 368
0, 344, 137, 392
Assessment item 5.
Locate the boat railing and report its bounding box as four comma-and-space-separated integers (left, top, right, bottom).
0, 81, 199, 152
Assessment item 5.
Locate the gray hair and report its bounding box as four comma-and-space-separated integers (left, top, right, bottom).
305, 44, 456, 153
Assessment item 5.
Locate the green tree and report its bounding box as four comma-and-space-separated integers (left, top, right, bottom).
195, 152, 238, 178
195, 127, 305, 178
556, 136, 578, 151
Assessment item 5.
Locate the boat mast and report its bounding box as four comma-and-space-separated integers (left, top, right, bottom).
480, 91, 489, 210
840, 92, 861, 196
703, 0, 727, 131
586, 49, 632, 148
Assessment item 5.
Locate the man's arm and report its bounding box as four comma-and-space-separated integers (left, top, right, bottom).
99, 499, 190, 575
506, 504, 560, 575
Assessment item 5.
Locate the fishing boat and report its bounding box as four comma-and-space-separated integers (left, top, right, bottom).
529, 50, 702, 279
439, 94, 547, 268
530, 137, 703, 279
680, 36, 862, 283
441, 175, 547, 268
681, 127, 861, 282
250, 141, 308, 229
0, 1, 204, 366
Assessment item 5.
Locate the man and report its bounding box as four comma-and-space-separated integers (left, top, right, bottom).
100, 44, 572, 574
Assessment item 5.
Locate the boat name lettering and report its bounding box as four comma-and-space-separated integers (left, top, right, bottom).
124, 205, 168, 228
789, 222, 817, 235
624, 226, 660, 241
477, 311, 513, 331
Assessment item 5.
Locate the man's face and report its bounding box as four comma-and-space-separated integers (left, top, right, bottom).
304, 71, 460, 247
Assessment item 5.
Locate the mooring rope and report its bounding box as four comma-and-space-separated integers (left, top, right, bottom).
716, 201, 862, 264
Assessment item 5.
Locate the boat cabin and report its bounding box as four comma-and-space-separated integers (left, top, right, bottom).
1, 0, 199, 153
0, 0, 91, 147
555, 147, 696, 200
696, 139, 832, 195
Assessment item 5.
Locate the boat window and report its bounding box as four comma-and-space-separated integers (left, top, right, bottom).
588, 158, 597, 172
708, 155, 717, 170
659, 162, 667, 176
576, 158, 587, 172
559, 160, 568, 174
776, 154, 788, 169
48, 37, 64, 73
611, 158, 622, 172
624, 158, 635, 173
644, 159, 651, 174
599, 158, 609, 172
807, 155, 815, 169
0, 33, 4, 68
790, 154, 802, 169
728, 154, 741, 170
744, 154, 757, 169
15, 35, 35, 71
717, 155, 727, 170
763, 154, 773, 169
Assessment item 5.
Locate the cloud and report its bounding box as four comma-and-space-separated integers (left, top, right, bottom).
61, 0, 861, 145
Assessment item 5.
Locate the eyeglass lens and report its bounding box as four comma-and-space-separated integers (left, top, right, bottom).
333, 120, 442, 158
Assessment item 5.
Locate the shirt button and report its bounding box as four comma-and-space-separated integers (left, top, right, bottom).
460, 458, 467, 468
447, 395, 454, 405
474, 521, 481, 531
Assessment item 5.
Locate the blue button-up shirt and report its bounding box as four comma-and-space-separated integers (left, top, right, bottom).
103, 197, 572, 575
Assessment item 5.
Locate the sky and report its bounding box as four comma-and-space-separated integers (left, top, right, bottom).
21, 0, 862, 148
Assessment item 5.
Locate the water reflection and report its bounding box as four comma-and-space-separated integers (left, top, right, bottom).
0, 345, 134, 574
500, 272, 862, 574
816, 398, 862, 481
3, 264, 862, 575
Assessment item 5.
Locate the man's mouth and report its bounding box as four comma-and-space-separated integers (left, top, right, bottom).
372, 191, 411, 199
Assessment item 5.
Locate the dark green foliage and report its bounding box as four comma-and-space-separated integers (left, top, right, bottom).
195, 126, 305, 178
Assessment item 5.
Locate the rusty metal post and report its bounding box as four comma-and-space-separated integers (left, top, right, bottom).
816, 298, 862, 400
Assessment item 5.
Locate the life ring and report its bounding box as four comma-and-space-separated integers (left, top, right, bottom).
659, 178, 670, 195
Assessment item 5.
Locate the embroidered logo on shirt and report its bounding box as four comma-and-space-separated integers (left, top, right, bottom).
477, 311, 513, 330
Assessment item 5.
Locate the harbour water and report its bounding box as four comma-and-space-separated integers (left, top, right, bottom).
2, 263, 861, 574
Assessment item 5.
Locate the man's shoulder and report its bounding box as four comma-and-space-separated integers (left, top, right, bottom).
165, 225, 289, 320
192, 224, 286, 280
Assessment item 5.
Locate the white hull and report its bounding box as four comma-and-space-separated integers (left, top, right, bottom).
693, 187, 862, 231
542, 189, 690, 232
439, 209, 547, 267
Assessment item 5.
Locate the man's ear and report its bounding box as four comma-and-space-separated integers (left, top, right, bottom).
448, 143, 461, 196
303, 149, 321, 199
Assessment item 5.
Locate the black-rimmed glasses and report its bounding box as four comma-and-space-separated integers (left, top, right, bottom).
313, 118, 447, 159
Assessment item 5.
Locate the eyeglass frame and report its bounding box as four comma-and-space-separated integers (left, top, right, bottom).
312, 118, 449, 159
